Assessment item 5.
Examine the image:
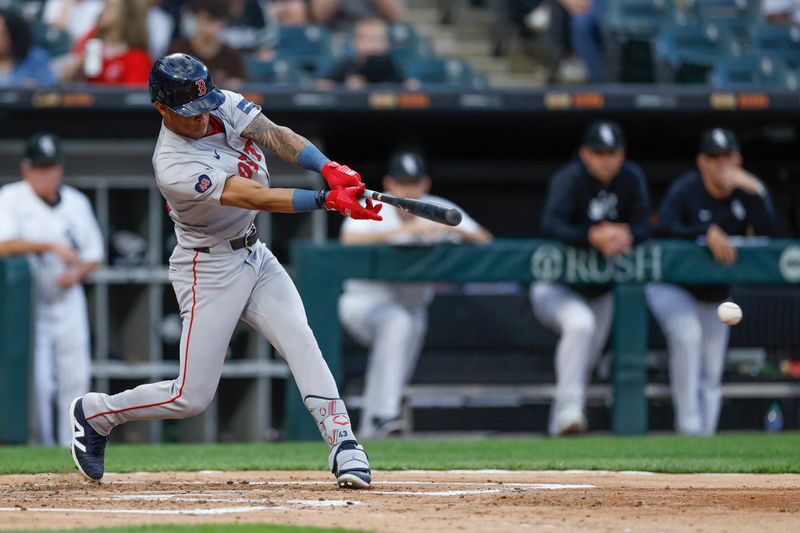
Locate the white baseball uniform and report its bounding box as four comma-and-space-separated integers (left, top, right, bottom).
338, 196, 482, 436
81, 90, 356, 452
0, 181, 104, 447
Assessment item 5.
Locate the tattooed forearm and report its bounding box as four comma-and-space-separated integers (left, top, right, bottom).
241, 114, 311, 163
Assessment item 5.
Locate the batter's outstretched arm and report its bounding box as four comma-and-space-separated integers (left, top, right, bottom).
221, 176, 382, 220
221, 176, 297, 212
241, 114, 311, 164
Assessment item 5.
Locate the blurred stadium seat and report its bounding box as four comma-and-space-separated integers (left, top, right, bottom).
752, 24, 800, 70
406, 57, 488, 88
604, 0, 677, 82
32, 22, 72, 58
275, 25, 334, 73
387, 22, 435, 61
709, 56, 798, 90
685, 0, 758, 40
654, 22, 738, 83
245, 56, 312, 87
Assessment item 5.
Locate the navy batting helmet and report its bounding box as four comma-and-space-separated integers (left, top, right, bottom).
149, 53, 225, 117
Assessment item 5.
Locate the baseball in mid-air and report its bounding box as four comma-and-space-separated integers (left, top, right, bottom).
717, 302, 742, 326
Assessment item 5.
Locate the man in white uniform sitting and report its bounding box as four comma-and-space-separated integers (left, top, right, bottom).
0, 133, 104, 447
339, 151, 492, 438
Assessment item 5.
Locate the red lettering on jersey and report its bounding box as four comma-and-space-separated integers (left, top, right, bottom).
238, 162, 253, 179
243, 139, 262, 161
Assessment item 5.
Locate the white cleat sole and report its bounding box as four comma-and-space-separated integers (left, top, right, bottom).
337, 473, 371, 489
69, 397, 100, 483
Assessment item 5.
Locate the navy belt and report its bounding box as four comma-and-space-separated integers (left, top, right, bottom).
194, 226, 257, 254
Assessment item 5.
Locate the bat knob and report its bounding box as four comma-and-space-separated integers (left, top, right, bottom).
445, 209, 462, 226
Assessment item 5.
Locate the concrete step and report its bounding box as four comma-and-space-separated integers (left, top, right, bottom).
405, 6, 440, 25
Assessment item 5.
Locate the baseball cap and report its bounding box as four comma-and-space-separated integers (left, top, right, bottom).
24, 133, 62, 166
388, 151, 428, 181
583, 120, 626, 150
700, 128, 740, 156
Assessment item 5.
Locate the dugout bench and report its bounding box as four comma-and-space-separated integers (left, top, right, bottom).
286, 239, 800, 440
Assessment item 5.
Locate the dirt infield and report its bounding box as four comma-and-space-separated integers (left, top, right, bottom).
1, 470, 799, 532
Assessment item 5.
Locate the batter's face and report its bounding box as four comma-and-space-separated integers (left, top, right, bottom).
579, 146, 625, 185
155, 102, 211, 139
383, 176, 431, 199
21, 161, 63, 204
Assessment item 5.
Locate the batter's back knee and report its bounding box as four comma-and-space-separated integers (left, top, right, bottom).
171, 388, 215, 418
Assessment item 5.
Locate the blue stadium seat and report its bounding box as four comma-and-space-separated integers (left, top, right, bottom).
32, 22, 72, 58
387, 23, 434, 60
654, 22, 737, 83
406, 57, 487, 89
604, 0, 678, 82
244, 56, 311, 87
710, 56, 798, 90
752, 24, 800, 70
605, 0, 677, 38
275, 25, 333, 72
685, 0, 758, 38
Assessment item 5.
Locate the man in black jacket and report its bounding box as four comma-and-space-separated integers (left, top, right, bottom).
646, 128, 779, 436
532, 120, 651, 435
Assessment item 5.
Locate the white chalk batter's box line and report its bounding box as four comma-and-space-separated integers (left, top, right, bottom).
0, 481, 595, 515
24, 479, 596, 489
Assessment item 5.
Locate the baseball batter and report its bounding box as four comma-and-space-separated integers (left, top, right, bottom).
69, 54, 381, 488
0, 133, 104, 447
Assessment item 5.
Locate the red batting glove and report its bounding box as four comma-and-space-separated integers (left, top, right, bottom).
325, 186, 383, 221
321, 161, 363, 190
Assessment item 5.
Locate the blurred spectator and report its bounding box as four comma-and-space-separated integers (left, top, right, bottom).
159, 0, 186, 41
761, 0, 800, 24
42, 0, 104, 43
646, 128, 780, 436
223, 0, 280, 61
270, 0, 312, 25
62, 0, 152, 85
316, 17, 411, 89
339, 150, 492, 438
311, 0, 405, 30
559, 0, 605, 83
0, 8, 54, 87
148, 0, 175, 60
170, 0, 245, 88
531, 121, 650, 436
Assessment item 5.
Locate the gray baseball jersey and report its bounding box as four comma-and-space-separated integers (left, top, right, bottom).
153, 89, 269, 249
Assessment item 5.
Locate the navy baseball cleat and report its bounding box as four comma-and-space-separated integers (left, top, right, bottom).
331, 440, 371, 489
69, 397, 108, 482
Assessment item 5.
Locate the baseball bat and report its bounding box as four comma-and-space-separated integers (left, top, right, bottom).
363, 189, 462, 226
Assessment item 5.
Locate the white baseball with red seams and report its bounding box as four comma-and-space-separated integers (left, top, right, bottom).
81, 91, 357, 463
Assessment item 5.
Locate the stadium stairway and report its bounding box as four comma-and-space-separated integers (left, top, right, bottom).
405, 0, 547, 87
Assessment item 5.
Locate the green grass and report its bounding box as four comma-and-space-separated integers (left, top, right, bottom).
7, 526, 363, 533
3, 433, 800, 475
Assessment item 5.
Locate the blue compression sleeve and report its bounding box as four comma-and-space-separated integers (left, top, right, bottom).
297, 145, 331, 173
292, 189, 328, 212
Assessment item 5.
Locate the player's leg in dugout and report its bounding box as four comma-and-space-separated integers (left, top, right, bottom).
530, 282, 613, 435
697, 301, 730, 435
53, 289, 91, 447
32, 310, 57, 446
645, 282, 704, 435
239, 243, 358, 447
339, 290, 426, 436
82, 247, 257, 436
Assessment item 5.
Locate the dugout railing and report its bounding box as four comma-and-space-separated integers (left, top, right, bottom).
287, 238, 800, 440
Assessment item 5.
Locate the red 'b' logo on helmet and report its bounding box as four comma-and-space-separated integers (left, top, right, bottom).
195, 79, 207, 96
